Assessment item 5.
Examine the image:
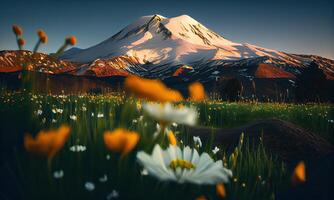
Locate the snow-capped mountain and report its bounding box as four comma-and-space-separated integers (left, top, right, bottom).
60, 14, 305, 66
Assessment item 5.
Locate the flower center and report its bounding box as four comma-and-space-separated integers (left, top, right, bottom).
169, 159, 195, 170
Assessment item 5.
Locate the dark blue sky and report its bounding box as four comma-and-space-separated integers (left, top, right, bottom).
1, 0, 333, 59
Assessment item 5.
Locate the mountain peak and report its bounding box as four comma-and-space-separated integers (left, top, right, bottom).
60, 14, 302, 66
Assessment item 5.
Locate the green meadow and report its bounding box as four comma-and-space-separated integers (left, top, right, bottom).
1, 90, 333, 200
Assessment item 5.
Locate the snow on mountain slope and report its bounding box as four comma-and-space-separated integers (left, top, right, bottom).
60, 14, 303, 66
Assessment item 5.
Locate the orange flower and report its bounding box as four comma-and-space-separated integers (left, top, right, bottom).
24, 125, 71, 158
188, 82, 205, 102
104, 128, 140, 155
168, 131, 177, 146
196, 195, 207, 200
26, 64, 34, 71
66, 36, 77, 45
37, 30, 48, 44
18, 38, 25, 46
12, 25, 23, 36
216, 183, 226, 198
124, 75, 183, 102
292, 161, 306, 186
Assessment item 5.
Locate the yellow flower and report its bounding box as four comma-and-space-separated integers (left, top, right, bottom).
24, 125, 71, 158
216, 183, 226, 198
66, 36, 77, 45
104, 128, 140, 155
37, 30, 48, 44
291, 161, 306, 186
188, 82, 206, 102
12, 25, 23, 36
124, 75, 183, 102
168, 131, 177, 146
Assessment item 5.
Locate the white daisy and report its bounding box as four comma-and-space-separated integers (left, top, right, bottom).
137, 144, 232, 185
143, 103, 197, 126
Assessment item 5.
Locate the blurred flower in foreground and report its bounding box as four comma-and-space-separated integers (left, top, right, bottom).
168, 131, 177, 146
216, 183, 226, 198
12, 25, 24, 50
24, 125, 71, 158
54, 35, 77, 57
104, 128, 140, 155
12, 25, 23, 36
137, 144, 232, 184
196, 195, 207, 200
66, 36, 77, 46
143, 102, 197, 126
188, 82, 206, 102
33, 29, 48, 53
125, 75, 183, 102
291, 161, 306, 186
17, 38, 26, 49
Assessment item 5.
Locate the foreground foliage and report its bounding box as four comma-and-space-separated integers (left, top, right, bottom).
1, 90, 332, 199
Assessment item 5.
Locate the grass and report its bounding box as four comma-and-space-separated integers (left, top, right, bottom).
0, 90, 333, 199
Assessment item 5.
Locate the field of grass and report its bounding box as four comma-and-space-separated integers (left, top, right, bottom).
0, 90, 333, 200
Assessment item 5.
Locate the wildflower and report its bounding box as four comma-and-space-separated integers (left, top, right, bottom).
53, 170, 64, 179
193, 136, 202, 147
188, 82, 206, 102
97, 113, 104, 118
18, 38, 25, 46
106, 190, 119, 199
212, 146, 220, 154
33, 29, 48, 53
12, 25, 23, 36
37, 30, 48, 43
292, 161, 306, 186
70, 115, 77, 121
106, 154, 111, 160
36, 109, 43, 115
54, 35, 77, 57
66, 36, 77, 45
168, 131, 177, 146
216, 183, 226, 198
143, 103, 197, 126
124, 75, 183, 102
69, 145, 86, 152
104, 128, 140, 155
84, 182, 95, 191
99, 174, 108, 182
56, 108, 63, 113
196, 196, 207, 200
137, 144, 232, 184
24, 125, 71, 158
